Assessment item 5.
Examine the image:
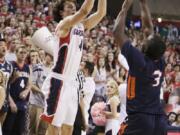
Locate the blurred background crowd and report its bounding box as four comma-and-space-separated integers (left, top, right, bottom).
0, 0, 179, 134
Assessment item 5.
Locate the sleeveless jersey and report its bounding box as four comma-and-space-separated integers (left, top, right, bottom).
10, 62, 30, 110
52, 23, 84, 79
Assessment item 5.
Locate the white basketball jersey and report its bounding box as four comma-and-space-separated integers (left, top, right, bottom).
52, 23, 84, 79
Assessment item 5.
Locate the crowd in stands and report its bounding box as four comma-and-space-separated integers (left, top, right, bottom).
0, 0, 179, 134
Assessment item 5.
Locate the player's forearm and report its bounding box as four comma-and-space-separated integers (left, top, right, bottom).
139, 0, 153, 34
113, 0, 133, 48
113, 10, 126, 47
122, 0, 133, 12
81, 0, 107, 30
79, 0, 95, 17
96, 0, 107, 17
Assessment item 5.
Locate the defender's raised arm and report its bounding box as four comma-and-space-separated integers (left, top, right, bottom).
113, 0, 133, 49
139, 0, 154, 36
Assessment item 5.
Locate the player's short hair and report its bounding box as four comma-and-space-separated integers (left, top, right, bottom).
143, 35, 166, 60
84, 61, 94, 76
53, 0, 77, 22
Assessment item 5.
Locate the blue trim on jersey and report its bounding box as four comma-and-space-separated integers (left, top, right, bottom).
46, 78, 63, 115
53, 46, 68, 74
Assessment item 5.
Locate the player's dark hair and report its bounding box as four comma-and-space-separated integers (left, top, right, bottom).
84, 61, 94, 76
53, 0, 77, 23
143, 35, 166, 60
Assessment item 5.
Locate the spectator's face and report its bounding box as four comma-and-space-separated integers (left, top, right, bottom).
82, 55, 87, 62
16, 48, 27, 62
0, 16, 5, 23
1, 4, 8, 13
10, 18, 16, 27
45, 54, 53, 64
87, 53, 94, 63
175, 73, 180, 83
91, 30, 97, 39
108, 52, 114, 62
106, 81, 117, 97
98, 58, 105, 67
169, 113, 176, 123
25, 19, 31, 27
96, 46, 101, 53
19, 22, 26, 30
166, 64, 172, 71
47, 23, 54, 32
28, 27, 34, 35
39, 50, 45, 60
0, 41, 7, 58
10, 40, 20, 52
30, 51, 39, 64
174, 65, 180, 72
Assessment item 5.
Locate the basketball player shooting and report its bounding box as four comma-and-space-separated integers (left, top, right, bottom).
32, 0, 107, 135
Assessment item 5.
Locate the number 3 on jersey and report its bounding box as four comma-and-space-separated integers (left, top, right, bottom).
20, 79, 25, 88
153, 70, 162, 87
